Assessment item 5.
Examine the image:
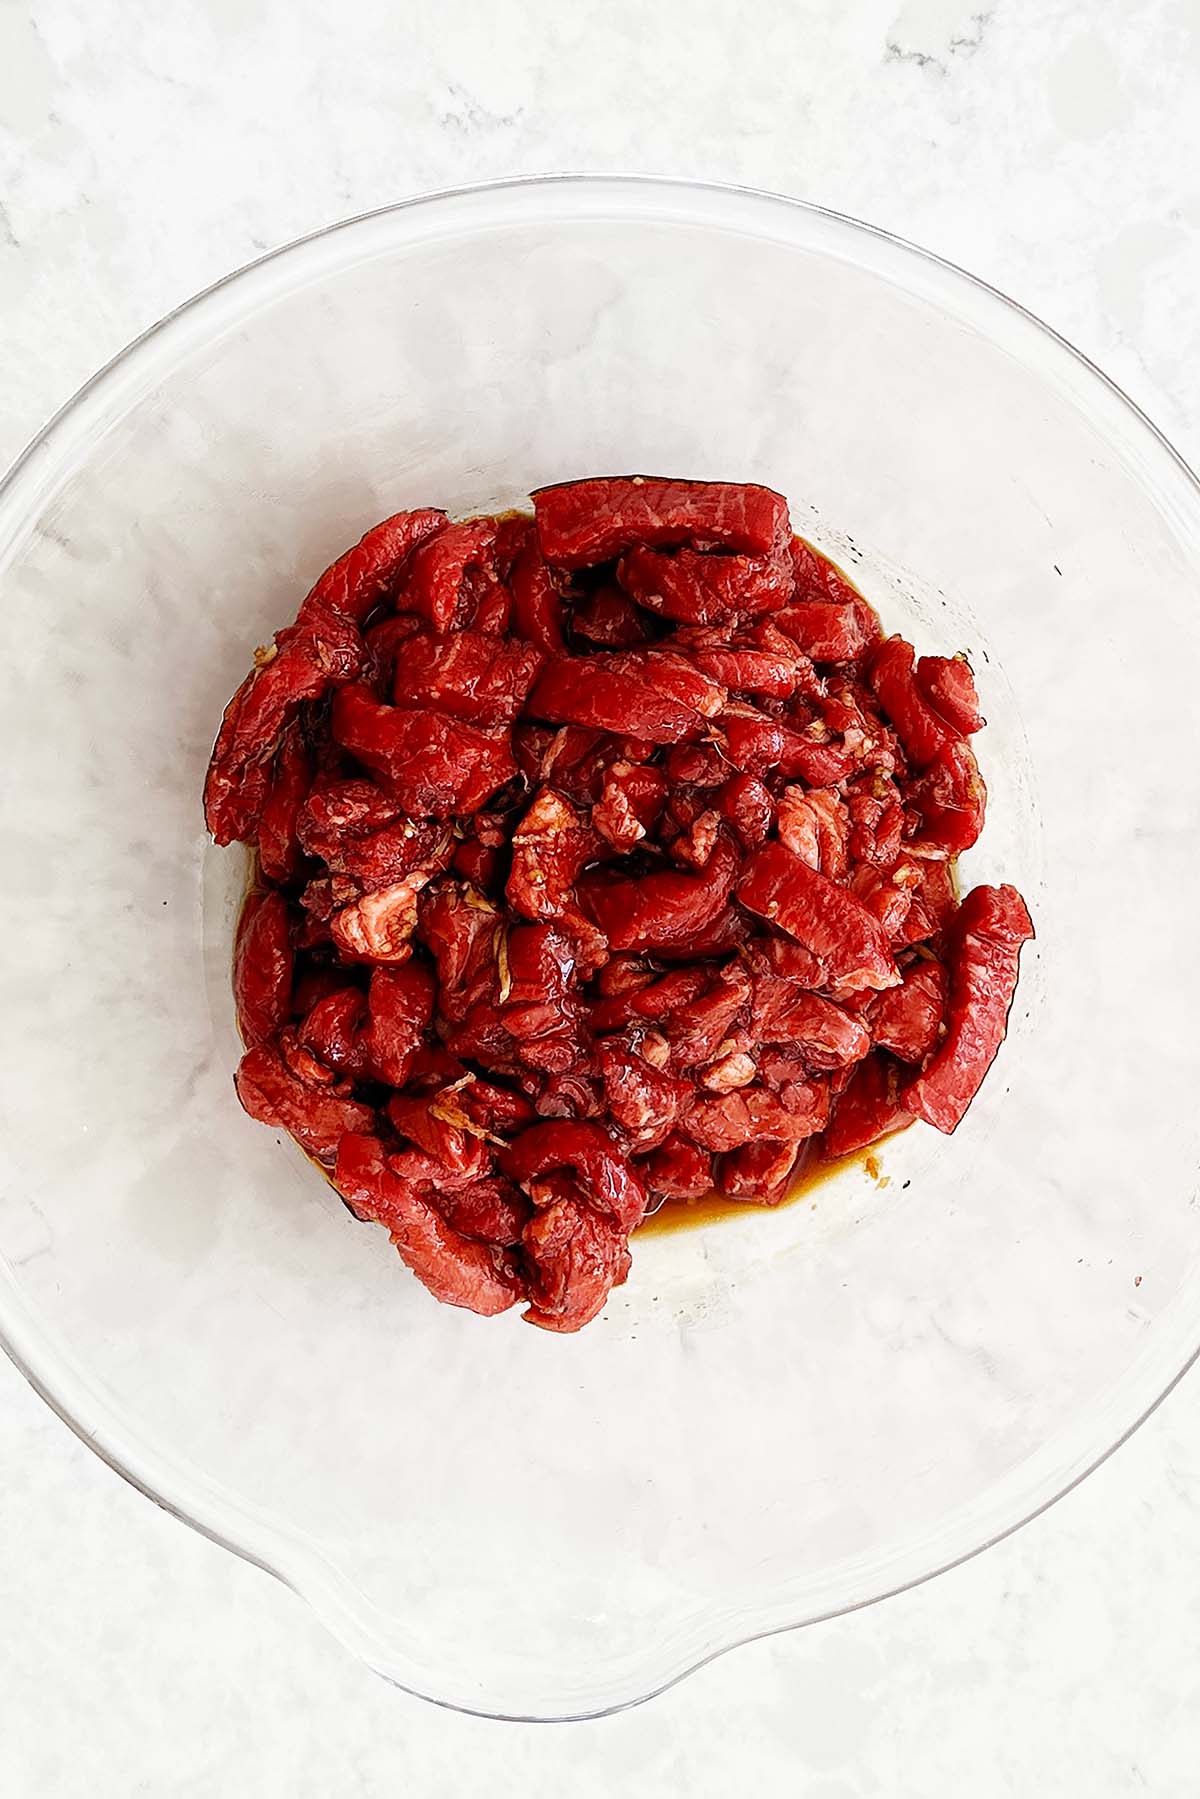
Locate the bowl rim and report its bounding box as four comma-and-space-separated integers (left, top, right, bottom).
3, 171, 1200, 1722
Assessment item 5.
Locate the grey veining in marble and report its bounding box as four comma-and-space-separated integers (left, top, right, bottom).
2, 0, 1200, 1792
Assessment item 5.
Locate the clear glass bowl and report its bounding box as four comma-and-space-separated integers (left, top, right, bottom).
3, 177, 1200, 1722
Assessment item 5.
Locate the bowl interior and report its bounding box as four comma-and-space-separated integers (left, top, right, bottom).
2, 182, 1200, 1718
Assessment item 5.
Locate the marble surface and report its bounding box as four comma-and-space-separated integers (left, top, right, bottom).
2, 0, 1199, 1792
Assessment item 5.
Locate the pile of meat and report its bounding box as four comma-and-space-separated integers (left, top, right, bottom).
204, 476, 1033, 1332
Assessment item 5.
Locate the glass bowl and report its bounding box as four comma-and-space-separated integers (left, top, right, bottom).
3, 177, 1200, 1722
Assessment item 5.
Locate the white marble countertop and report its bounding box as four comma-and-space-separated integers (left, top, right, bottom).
2, 1, 1199, 1791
